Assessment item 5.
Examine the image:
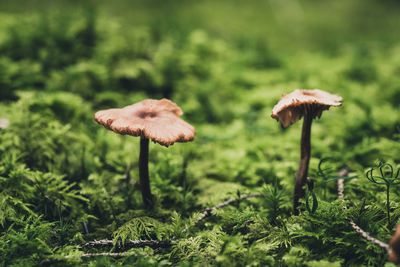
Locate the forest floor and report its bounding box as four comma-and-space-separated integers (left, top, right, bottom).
1, 0, 400, 266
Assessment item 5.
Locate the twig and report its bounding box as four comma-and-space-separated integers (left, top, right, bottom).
42, 192, 263, 263
80, 193, 262, 248
192, 192, 263, 226
337, 169, 389, 251
81, 239, 176, 249
77, 193, 261, 249
40, 252, 137, 265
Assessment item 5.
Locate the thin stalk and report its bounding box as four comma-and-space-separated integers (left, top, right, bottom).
139, 137, 153, 208
293, 111, 312, 215
387, 184, 391, 229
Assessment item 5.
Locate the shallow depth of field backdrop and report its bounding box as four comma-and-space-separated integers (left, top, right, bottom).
1, 0, 400, 266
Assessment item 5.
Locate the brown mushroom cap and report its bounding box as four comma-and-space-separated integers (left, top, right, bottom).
94, 99, 195, 147
271, 89, 343, 128
390, 225, 400, 263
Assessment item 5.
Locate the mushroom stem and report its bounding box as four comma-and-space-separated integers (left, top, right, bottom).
139, 136, 153, 208
293, 110, 312, 215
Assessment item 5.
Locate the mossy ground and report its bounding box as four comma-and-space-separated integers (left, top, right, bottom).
1, 1, 400, 266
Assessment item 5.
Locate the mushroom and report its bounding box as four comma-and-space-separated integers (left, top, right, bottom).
271, 89, 342, 215
94, 99, 195, 208
0, 118, 9, 129
390, 224, 400, 263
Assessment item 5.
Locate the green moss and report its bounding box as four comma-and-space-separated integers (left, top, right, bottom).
0, 2, 400, 265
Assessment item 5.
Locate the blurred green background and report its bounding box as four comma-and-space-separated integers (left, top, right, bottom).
2, 0, 400, 51
1, 0, 400, 266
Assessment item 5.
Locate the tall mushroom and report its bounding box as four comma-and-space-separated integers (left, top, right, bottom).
271, 89, 342, 215
94, 99, 195, 208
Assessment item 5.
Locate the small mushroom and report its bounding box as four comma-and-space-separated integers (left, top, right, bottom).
271, 89, 342, 215
0, 118, 9, 129
94, 99, 195, 208
389, 224, 400, 263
